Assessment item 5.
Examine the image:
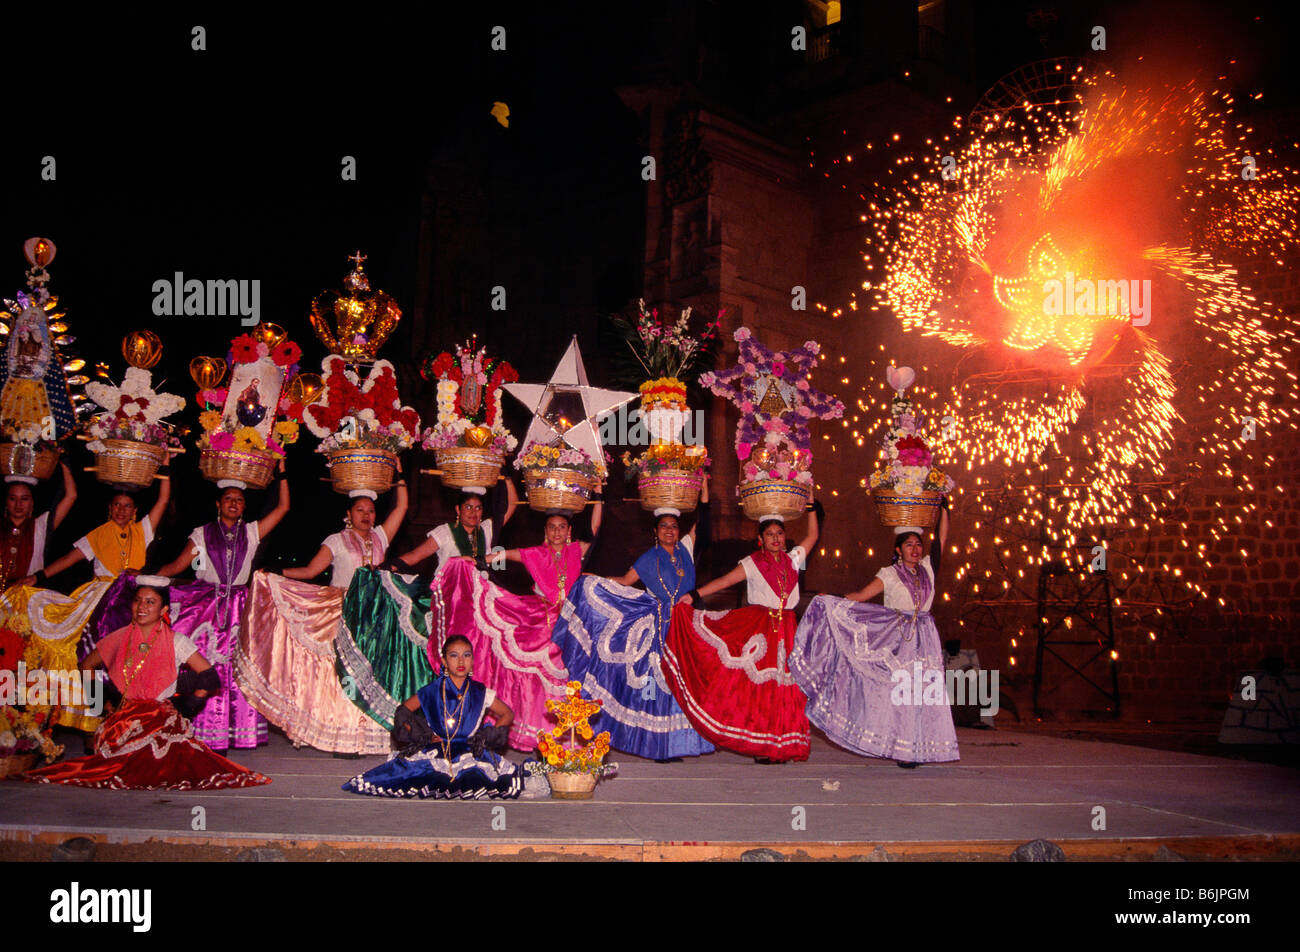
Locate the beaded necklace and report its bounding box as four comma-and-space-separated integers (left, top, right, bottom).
439, 676, 469, 763
651, 543, 686, 635
122, 623, 163, 691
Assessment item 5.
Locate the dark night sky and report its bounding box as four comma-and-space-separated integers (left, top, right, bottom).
1, 2, 1292, 576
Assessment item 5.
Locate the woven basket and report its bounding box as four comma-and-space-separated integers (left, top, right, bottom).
435, 446, 503, 490
94, 439, 167, 487
738, 478, 811, 521
871, 489, 942, 528
547, 770, 598, 800
327, 448, 399, 494
0, 752, 37, 777
524, 467, 596, 514
199, 446, 277, 489
0, 444, 59, 481
638, 468, 702, 513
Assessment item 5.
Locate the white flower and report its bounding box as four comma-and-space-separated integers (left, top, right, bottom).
0, 731, 16, 749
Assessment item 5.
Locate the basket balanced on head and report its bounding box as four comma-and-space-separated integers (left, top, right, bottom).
867, 365, 955, 528
699, 327, 844, 522
191, 325, 305, 489
503, 336, 636, 514
0, 236, 88, 485
420, 342, 519, 492
303, 356, 420, 494
84, 332, 185, 489
609, 301, 720, 514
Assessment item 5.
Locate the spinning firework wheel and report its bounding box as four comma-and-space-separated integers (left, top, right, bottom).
967, 57, 1093, 129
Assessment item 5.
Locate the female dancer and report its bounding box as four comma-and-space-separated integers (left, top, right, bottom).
341, 635, 523, 800
0, 462, 77, 590
665, 503, 820, 762
20, 580, 270, 790
153, 474, 290, 751
336, 480, 570, 752
550, 482, 714, 762
10, 479, 170, 732
789, 501, 958, 766
234, 483, 408, 754
423, 504, 602, 751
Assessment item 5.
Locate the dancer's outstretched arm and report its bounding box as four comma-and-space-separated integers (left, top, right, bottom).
844, 577, 884, 603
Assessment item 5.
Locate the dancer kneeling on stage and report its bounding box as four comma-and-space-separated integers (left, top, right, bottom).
790, 499, 957, 767
342, 635, 524, 800
666, 501, 820, 763
19, 580, 270, 790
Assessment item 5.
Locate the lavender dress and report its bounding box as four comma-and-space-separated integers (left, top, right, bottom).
790, 555, 959, 763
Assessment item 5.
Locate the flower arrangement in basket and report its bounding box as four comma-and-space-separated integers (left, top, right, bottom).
514, 444, 607, 513
0, 628, 64, 776
0, 238, 91, 482
192, 324, 306, 488
867, 365, 955, 529
700, 328, 844, 521
610, 300, 721, 513
303, 356, 420, 494
419, 341, 518, 492
534, 681, 616, 800
84, 331, 186, 488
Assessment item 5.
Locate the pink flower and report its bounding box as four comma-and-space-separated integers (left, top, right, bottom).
736, 442, 753, 460
734, 327, 751, 341
796, 379, 810, 391
740, 401, 754, 414
209, 431, 235, 450
743, 463, 760, 480
803, 340, 820, 354
797, 405, 813, 418
772, 362, 785, 377
743, 362, 757, 374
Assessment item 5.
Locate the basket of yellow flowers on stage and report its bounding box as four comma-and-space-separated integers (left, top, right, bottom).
534, 682, 616, 800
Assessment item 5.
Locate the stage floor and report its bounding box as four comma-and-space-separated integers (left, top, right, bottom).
2, 727, 1297, 861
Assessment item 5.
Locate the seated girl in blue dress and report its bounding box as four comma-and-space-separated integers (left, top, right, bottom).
341, 635, 524, 800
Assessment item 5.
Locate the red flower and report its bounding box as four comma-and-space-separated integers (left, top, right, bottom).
398, 407, 421, 433
424, 352, 456, 380
895, 436, 927, 453
0, 627, 24, 674
272, 340, 302, 367
230, 334, 260, 363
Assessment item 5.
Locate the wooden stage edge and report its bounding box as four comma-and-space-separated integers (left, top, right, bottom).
4, 827, 1299, 861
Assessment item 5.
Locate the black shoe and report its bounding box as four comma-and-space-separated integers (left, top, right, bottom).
896, 761, 919, 769
754, 757, 778, 764
654, 757, 684, 763
332, 751, 362, 760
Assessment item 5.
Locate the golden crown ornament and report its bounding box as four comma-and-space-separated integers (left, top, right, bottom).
308, 251, 402, 363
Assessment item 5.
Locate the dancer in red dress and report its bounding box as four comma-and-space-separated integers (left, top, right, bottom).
18, 581, 269, 790
664, 503, 820, 762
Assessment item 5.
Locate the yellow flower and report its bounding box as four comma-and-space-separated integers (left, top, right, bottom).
199, 410, 223, 432
232, 427, 266, 452
274, 420, 299, 444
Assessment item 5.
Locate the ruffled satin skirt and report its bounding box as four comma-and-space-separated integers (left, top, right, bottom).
333, 568, 435, 731
1, 578, 115, 733
342, 740, 523, 800
430, 559, 570, 752
551, 576, 713, 761
17, 698, 270, 790
234, 572, 391, 754
790, 595, 959, 763
166, 580, 267, 751
663, 603, 810, 761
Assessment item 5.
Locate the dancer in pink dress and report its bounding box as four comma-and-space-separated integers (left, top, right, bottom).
422, 498, 601, 752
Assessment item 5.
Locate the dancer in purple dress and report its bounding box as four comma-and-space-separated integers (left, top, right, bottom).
154, 472, 291, 750
790, 499, 958, 766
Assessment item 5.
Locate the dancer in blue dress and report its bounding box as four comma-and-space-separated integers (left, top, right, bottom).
550, 483, 714, 762
341, 636, 524, 799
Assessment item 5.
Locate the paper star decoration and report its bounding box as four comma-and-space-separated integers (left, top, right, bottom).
503, 336, 636, 475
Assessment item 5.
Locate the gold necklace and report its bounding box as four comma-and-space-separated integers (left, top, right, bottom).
122, 624, 161, 691
765, 550, 791, 627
